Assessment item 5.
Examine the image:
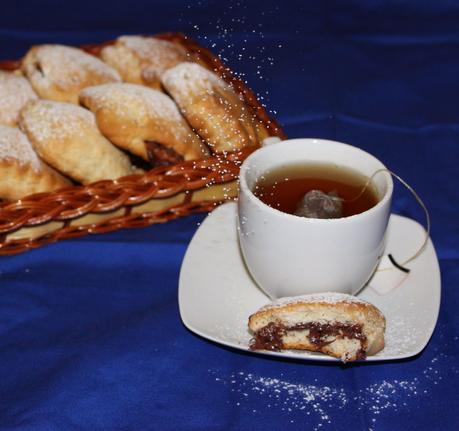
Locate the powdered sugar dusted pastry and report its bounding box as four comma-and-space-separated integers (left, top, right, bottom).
21, 45, 121, 104
0, 125, 70, 201
19, 100, 134, 184
100, 36, 188, 89
161, 62, 258, 152
80, 83, 209, 165
248, 293, 386, 362
0, 71, 37, 126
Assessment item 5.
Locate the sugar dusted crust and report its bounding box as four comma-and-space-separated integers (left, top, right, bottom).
161, 62, 228, 103
0, 71, 37, 126
260, 292, 372, 310
79, 83, 209, 162
19, 100, 134, 184
248, 292, 386, 362
0, 124, 41, 170
161, 62, 258, 152
100, 36, 188, 89
79, 83, 185, 127
0, 125, 70, 200
22, 44, 121, 104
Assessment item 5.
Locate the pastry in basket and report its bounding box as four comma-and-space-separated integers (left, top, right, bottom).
21, 44, 121, 104
248, 293, 386, 362
100, 35, 188, 89
79, 83, 209, 165
0, 125, 70, 201
0, 71, 37, 126
161, 62, 258, 152
19, 100, 134, 184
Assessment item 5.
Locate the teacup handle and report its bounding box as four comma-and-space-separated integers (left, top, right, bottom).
359, 169, 431, 273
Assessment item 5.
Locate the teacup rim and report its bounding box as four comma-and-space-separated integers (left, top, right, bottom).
239, 138, 394, 223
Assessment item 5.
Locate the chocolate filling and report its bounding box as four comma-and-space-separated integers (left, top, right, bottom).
250, 321, 367, 359
34, 60, 45, 77
145, 141, 183, 167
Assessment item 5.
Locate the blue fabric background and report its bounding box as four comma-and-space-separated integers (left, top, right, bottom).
1, 1, 458, 429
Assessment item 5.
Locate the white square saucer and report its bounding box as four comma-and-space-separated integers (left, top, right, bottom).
178, 202, 441, 362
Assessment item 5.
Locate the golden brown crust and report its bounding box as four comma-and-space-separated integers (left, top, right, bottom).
100, 36, 188, 89
21, 44, 121, 104
0, 159, 71, 201
161, 62, 258, 152
0, 125, 70, 201
0, 71, 38, 126
19, 100, 134, 184
249, 299, 384, 327
79, 83, 209, 162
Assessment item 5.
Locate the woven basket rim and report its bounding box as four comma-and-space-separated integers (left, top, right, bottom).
0, 32, 286, 254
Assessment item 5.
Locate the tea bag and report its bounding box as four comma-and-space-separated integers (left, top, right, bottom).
294, 190, 343, 219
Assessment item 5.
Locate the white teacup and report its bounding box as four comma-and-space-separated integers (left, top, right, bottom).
237, 138, 393, 299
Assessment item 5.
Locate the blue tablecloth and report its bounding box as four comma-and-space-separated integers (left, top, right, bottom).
1, 1, 458, 430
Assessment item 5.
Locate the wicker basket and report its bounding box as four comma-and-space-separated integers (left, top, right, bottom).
0, 32, 285, 255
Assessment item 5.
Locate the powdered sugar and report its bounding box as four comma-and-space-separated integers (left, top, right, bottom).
20, 100, 96, 142
100, 36, 189, 85
0, 71, 37, 126
119, 35, 188, 71
24, 44, 120, 90
210, 344, 456, 430
382, 313, 422, 356
161, 62, 256, 151
0, 125, 41, 170
260, 292, 371, 311
161, 62, 229, 103
80, 83, 184, 123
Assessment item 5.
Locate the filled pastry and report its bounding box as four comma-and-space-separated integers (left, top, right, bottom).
248, 293, 386, 362
19, 100, 134, 184
100, 35, 188, 89
0, 71, 37, 126
21, 44, 121, 104
161, 62, 258, 152
0, 125, 70, 201
80, 83, 209, 165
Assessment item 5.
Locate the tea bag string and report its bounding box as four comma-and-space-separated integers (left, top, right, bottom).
347, 168, 431, 273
